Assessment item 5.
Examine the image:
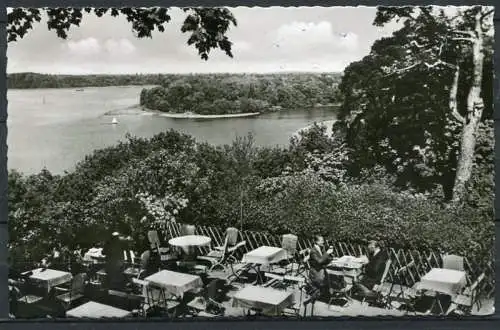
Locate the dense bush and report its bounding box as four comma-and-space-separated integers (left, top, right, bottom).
7, 128, 493, 270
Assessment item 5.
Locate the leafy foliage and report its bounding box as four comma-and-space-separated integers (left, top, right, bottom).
337, 6, 493, 200
8, 7, 237, 61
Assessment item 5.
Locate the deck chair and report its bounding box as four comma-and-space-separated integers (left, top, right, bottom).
186, 279, 226, 316
295, 248, 311, 277
213, 227, 239, 252
272, 234, 299, 275
328, 274, 352, 308
180, 224, 196, 236
446, 272, 486, 315
147, 230, 173, 260
442, 254, 465, 272
198, 238, 246, 272
383, 261, 419, 312
55, 273, 87, 309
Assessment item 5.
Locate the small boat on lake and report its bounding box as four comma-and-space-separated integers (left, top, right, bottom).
111, 117, 118, 125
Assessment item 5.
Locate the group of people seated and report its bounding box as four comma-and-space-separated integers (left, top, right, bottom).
308, 235, 389, 303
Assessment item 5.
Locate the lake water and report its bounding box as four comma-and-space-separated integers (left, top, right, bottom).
7, 86, 337, 175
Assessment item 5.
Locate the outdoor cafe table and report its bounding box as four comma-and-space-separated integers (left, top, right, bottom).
83, 247, 105, 263
169, 235, 211, 254
66, 301, 132, 318
327, 255, 367, 279
25, 268, 73, 293
416, 268, 467, 296
415, 268, 468, 314
144, 270, 203, 299
241, 246, 288, 284
169, 235, 211, 248
232, 285, 295, 316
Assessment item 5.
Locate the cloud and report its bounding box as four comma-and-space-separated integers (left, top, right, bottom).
65, 37, 101, 56
272, 21, 359, 53
104, 38, 136, 56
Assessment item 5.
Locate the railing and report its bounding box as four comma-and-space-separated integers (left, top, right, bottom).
164, 221, 494, 299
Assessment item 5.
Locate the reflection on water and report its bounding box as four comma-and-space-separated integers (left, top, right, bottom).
7, 86, 337, 174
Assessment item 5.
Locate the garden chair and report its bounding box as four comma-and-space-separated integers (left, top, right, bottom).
180, 224, 196, 236
54, 273, 87, 309
328, 274, 352, 308
294, 248, 311, 277
382, 261, 420, 312
271, 234, 299, 275
442, 254, 465, 272
446, 272, 486, 316
186, 278, 226, 316
147, 230, 173, 261
213, 227, 240, 252
198, 236, 247, 272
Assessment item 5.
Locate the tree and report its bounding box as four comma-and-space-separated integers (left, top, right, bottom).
7, 7, 237, 60
339, 6, 493, 203
373, 6, 494, 205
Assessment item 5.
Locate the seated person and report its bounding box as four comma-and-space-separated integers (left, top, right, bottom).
355, 240, 389, 298
140, 249, 161, 277
308, 235, 334, 297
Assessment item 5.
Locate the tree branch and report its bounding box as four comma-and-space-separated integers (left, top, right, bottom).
424, 60, 457, 69
410, 40, 426, 48
451, 37, 475, 42
480, 8, 494, 20
452, 30, 475, 37
449, 65, 465, 124
383, 62, 420, 77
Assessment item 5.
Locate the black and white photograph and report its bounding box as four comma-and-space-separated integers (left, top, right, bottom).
6, 6, 495, 319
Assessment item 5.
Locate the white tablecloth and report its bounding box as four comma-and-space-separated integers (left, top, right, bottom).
242, 246, 287, 265
83, 248, 105, 262
417, 268, 467, 296
169, 235, 211, 248
66, 301, 132, 318
28, 268, 72, 290
232, 285, 294, 315
144, 270, 203, 297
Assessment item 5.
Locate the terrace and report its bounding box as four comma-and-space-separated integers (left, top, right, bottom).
8, 222, 494, 319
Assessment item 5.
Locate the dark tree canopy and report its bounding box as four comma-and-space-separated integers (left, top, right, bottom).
7, 7, 237, 60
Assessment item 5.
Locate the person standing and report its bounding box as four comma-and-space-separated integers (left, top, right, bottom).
102, 231, 126, 290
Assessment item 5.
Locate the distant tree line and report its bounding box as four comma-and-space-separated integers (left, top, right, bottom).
139, 73, 342, 114
7, 72, 166, 89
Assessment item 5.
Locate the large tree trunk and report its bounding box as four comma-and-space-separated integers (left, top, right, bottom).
451, 11, 486, 205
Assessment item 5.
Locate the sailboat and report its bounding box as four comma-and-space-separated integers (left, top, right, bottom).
111, 117, 118, 125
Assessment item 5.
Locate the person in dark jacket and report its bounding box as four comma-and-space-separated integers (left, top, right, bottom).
102, 231, 126, 289
356, 240, 390, 297
308, 235, 334, 294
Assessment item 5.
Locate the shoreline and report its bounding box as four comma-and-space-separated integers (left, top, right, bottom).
141, 107, 261, 119
293, 119, 337, 139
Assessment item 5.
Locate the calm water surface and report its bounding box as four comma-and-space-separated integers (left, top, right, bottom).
7, 86, 336, 174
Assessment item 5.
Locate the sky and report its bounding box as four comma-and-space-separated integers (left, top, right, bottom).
7, 6, 404, 74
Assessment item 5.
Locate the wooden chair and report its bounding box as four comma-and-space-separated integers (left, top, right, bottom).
442, 254, 465, 272
186, 279, 226, 316
447, 272, 486, 315
180, 224, 196, 236
198, 238, 246, 272
54, 273, 87, 309
382, 261, 419, 312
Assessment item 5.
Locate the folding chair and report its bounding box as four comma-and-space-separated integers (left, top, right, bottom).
442, 254, 465, 272
447, 273, 486, 315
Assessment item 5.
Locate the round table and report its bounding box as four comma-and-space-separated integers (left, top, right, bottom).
168, 235, 211, 248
